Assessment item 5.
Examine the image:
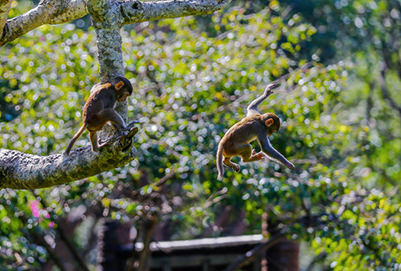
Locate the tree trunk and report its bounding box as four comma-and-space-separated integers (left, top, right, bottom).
266, 239, 299, 271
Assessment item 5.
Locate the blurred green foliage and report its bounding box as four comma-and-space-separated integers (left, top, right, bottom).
1, 0, 401, 270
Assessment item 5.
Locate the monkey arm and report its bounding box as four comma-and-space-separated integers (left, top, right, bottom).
247, 83, 277, 116
257, 136, 295, 169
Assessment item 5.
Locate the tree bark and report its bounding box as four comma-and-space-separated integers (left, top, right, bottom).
121, 0, 231, 24
0, 128, 138, 189
0, 0, 231, 47
0, 0, 12, 38
0, 0, 81, 46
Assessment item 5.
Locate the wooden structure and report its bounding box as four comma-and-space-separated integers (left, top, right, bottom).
100, 221, 299, 271
141, 234, 265, 271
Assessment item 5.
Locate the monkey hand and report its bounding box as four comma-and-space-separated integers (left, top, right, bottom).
285, 161, 295, 170
266, 90, 274, 96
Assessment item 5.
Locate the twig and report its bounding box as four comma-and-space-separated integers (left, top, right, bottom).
153, 170, 176, 188
203, 188, 228, 209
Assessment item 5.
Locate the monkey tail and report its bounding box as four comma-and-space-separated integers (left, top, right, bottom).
64, 124, 86, 156
216, 146, 224, 180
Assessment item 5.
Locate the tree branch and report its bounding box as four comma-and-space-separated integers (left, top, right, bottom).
0, 128, 138, 189
0, 0, 12, 38
0, 0, 86, 46
121, 0, 231, 24
87, 0, 129, 140
49, 0, 87, 24
1, 0, 230, 47
153, 170, 176, 187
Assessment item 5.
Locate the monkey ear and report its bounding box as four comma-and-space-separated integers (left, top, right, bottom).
265, 119, 274, 127
115, 81, 125, 90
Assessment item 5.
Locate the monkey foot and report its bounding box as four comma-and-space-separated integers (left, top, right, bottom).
231, 164, 240, 172
251, 150, 266, 160
256, 152, 266, 160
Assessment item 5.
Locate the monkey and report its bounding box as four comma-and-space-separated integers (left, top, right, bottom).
216, 83, 295, 180
64, 76, 137, 156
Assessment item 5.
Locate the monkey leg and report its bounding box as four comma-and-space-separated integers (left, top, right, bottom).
98, 109, 137, 132
89, 132, 100, 152
223, 156, 240, 172
97, 108, 130, 131
232, 144, 264, 163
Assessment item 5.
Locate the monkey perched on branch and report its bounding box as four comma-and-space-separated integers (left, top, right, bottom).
216, 83, 295, 180
64, 76, 137, 156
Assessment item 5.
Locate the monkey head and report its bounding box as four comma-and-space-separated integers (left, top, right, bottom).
112, 76, 133, 102
262, 113, 280, 136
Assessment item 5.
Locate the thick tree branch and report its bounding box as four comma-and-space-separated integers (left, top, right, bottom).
0, 128, 138, 189
0, 0, 87, 46
0, 0, 230, 47
86, 0, 123, 79
0, 0, 12, 38
121, 0, 231, 24
87, 0, 128, 139
49, 0, 88, 24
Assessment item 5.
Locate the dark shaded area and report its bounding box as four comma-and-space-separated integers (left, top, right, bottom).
0, 78, 21, 122
100, 220, 300, 271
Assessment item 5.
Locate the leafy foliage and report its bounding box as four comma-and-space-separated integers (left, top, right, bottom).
0, 1, 400, 270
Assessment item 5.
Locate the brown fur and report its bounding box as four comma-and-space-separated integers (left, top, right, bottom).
216, 84, 294, 180
219, 113, 280, 155
64, 76, 137, 156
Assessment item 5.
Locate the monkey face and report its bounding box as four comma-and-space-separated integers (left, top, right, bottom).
117, 91, 131, 102
265, 120, 280, 136
117, 95, 128, 102
268, 128, 278, 136
263, 113, 280, 136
